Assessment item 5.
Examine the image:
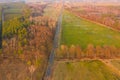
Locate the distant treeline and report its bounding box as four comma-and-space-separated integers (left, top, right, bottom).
66, 6, 120, 31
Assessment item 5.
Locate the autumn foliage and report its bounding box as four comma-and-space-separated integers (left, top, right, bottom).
56, 44, 120, 59
0, 2, 63, 80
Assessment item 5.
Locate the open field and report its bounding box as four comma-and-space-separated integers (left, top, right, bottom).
61, 10, 120, 49
1, 2, 25, 21
111, 60, 120, 70
52, 60, 120, 80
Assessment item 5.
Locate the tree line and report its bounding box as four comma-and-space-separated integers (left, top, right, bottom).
56, 44, 120, 59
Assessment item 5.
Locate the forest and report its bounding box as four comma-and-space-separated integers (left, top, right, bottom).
0, 2, 62, 80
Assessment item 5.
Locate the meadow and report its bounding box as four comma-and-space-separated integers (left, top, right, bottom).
111, 60, 120, 70
52, 60, 120, 80
61, 10, 120, 49
1, 2, 25, 21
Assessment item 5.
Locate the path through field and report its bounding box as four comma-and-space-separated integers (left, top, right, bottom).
100, 59, 120, 76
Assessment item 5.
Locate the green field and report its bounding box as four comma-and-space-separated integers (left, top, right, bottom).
52, 60, 120, 80
61, 10, 120, 48
1, 2, 25, 21
4, 13, 21, 21
111, 60, 120, 70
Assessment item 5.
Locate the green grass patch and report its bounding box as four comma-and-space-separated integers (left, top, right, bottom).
61, 10, 120, 49
1, 2, 25, 21
52, 60, 120, 80
4, 9, 22, 13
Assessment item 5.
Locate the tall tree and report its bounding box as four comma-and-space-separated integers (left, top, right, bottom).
69, 45, 76, 59
103, 46, 111, 58
60, 45, 68, 59
96, 45, 103, 58
86, 44, 95, 58
76, 45, 82, 59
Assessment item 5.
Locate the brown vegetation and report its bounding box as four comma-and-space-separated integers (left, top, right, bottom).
56, 44, 120, 60
1, 19, 54, 80
0, 2, 62, 80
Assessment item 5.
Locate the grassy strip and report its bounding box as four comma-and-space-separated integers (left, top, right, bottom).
52, 60, 120, 80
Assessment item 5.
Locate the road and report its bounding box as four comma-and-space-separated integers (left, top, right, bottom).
43, 7, 63, 80
0, 8, 4, 48
1, 8, 4, 23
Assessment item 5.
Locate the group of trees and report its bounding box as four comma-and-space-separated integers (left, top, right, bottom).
56, 44, 120, 59
2, 4, 54, 59
2, 6, 31, 55
3, 17, 29, 38
1, 3, 63, 80
31, 16, 56, 32
28, 3, 47, 17
3, 5, 31, 39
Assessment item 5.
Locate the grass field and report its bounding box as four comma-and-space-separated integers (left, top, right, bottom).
111, 60, 120, 70
52, 60, 120, 80
4, 13, 21, 21
61, 10, 120, 49
1, 2, 25, 21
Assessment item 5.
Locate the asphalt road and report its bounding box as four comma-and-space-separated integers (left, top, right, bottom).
43, 7, 63, 80
0, 8, 4, 48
